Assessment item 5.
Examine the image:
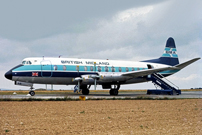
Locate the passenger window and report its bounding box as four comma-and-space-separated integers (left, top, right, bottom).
105, 66, 109, 72
90, 66, 93, 71
119, 67, 122, 72
98, 66, 101, 72
63, 65, 67, 71
137, 68, 140, 71
84, 66, 88, 71
111, 66, 115, 72
126, 67, 129, 72
132, 67, 135, 71
54, 65, 58, 70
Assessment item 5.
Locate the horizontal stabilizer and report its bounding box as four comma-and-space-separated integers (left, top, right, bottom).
175, 57, 200, 69
122, 66, 177, 78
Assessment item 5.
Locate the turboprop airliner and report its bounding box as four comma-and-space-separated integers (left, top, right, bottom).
5, 37, 200, 96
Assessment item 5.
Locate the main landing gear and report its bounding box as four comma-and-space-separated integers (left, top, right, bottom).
74, 85, 90, 95
82, 85, 91, 95
109, 85, 120, 96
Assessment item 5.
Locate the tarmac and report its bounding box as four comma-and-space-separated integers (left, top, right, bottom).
0, 91, 202, 99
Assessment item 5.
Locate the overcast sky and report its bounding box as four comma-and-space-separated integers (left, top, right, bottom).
0, 0, 201, 90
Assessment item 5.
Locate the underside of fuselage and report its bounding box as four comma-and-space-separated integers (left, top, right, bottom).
12, 75, 150, 85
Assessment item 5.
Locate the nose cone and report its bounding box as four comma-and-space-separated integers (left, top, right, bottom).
5, 70, 12, 80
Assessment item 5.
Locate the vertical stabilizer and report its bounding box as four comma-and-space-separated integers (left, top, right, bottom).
142, 37, 179, 66
162, 37, 178, 59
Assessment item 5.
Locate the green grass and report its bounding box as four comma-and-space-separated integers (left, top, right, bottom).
80, 111, 85, 114
1, 89, 201, 95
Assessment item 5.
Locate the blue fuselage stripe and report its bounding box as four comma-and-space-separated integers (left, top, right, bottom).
12, 65, 179, 78
13, 65, 147, 73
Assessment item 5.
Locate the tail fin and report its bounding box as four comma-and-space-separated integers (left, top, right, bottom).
142, 37, 179, 66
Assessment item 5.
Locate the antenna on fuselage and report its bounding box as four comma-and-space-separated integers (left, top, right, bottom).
59, 55, 62, 58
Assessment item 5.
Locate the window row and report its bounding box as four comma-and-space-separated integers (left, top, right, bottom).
53, 65, 146, 72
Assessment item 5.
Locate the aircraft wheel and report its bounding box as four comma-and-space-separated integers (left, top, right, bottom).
29, 91, 35, 96
109, 89, 118, 96
82, 89, 89, 95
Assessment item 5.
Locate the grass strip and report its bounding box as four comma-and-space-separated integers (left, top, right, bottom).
0, 96, 178, 101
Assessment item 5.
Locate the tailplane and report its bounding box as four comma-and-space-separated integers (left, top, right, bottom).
142, 37, 179, 66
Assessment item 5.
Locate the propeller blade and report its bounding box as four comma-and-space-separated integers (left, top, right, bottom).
78, 81, 80, 93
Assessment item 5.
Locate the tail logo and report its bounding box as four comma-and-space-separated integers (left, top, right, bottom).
162, 47, 178, 58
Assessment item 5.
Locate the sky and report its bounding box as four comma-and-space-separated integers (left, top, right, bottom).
0, 0, 201, 90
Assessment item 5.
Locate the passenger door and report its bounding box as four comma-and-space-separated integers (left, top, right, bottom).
41, 60, 52, 77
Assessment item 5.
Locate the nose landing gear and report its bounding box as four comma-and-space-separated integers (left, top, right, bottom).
29, 86, 35, 96
29, 91, 35, 96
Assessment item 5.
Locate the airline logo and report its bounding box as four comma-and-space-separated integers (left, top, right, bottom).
162, 47, 178, 58
61, 60, 109, 65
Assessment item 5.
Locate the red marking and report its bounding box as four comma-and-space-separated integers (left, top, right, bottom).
32, 72, 38, 77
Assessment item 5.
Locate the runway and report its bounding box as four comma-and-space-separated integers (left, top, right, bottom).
0, 91, 202, 99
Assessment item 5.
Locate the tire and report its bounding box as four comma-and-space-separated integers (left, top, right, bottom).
82, 89, 89, 95
109, 89, 119, 96
29, 91, 35, 96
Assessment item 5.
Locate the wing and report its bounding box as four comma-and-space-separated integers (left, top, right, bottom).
122, 57, 200, 78
121, 66, 177, 78
175, 57, 200, 69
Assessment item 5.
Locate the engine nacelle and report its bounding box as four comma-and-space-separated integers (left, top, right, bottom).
81, 75, 95, 84
99, 73, 130, 82
15, 81, 33, 87
72, 77, 83, 81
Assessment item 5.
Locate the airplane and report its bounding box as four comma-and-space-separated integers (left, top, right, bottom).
5, 37, 200, 96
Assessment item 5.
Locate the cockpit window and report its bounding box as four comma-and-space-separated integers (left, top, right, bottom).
28, 61, 31, 64
22, 60, 32, 65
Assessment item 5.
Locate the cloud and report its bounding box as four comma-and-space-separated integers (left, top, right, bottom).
170, 74, 201, 81
168, 73, 202, 89
113, 6, 154, 22
0, 0, 167, 41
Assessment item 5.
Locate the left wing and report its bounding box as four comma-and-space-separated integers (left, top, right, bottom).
122, 57, 200, 78
175, 57, 200, 69
121, 66, 177, 78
